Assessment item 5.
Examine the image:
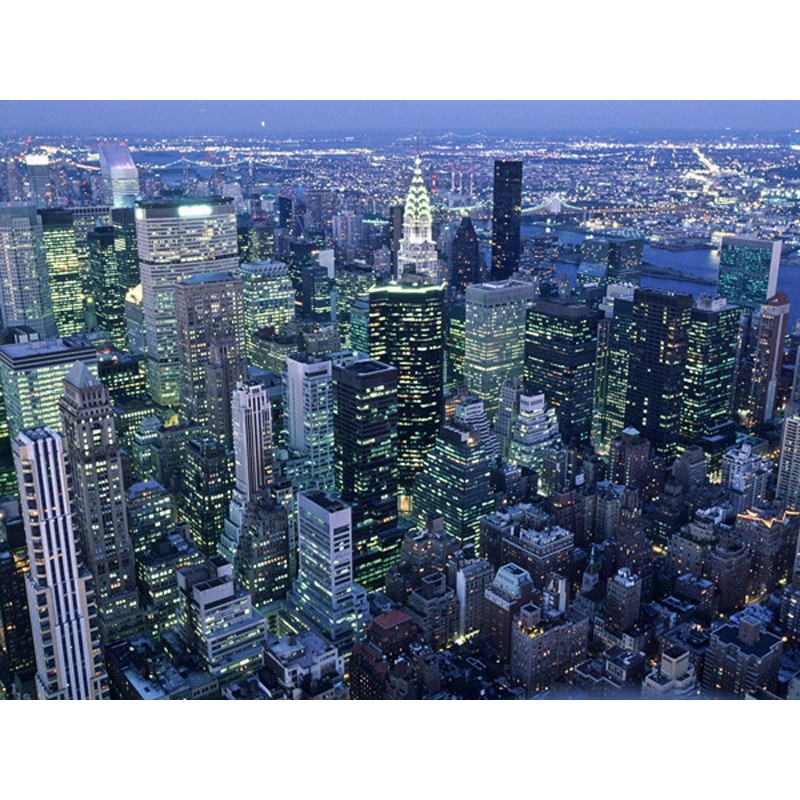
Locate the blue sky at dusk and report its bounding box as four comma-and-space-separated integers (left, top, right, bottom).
2, 101, 800, 137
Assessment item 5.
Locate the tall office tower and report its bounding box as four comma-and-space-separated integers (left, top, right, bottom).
412, 421, 495, 550
176, 557, 266, 680
0, 335, 97, 440
286, 240, 317, 303
70, 205, 112, 294
289, 489, 370, 649
734, 292, 790, 430
507, 394, 561, 479
453, 394, 499, 460
717, 236, 781, 311
277, 195, 293, 231
349, 296, 370, 355
332, 359, 399, 588
335, 261, 374, 348
451, 216, 481, 294
88, 226, 127, 348
98, 142, 139, 208
464, 280, 536, 421
14, 427, 109, 699
0, 205, 56, 338
624, 289, 693, 461
25, 155, 52, 204
126, 479, 173, 555
680, 295, 739, 447
604, 567, 642, 637
111, 207, 139, 288
125, 283, 144, 353
300, 265, 333, 323
524, 298, 600, 445
240, 261, 294, 356
332, 210, 363, 260
396, 157, 441, 282
444, 298, 466, 390
136, 197, 239, 406
368, 282, 445, 494
284, 354, 335, 492
721, 443, 771, 514
179, 436, 233, 557
592, 285, 635, 448
388, 203, 404, 277
175, 271, 247, 445
220, 380, 274, 563
233, 490, 291, 608
303, 189, 335, 235
38, 209, 84, 336
496, 377, 523, 456
490, 160, 523, 280
59, 363, 141, 644
777, 406, 800, 511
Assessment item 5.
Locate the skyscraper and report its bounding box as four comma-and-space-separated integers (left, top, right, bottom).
507, 393, 562, 479
412, 421, 495, 550
444, 299, 466, 390
490, 160, 522, 280
289, 489, 370, 649
332, 358, 399, 588
464, 280, 535, 421
717, 236, 781, 311
24, 155, 52, 205
593, 285, 635, 449
0, 335, 98, 440
680, 294, 739, 447
220, 379, 274, 564
39, 208, 84, 336
0, 205, 56, 338
396, 157, 441, 282
98, 142, 139, 208
59, 362, 141, 644
179, 436, 233, 557
234, 491, 291, 608
777, 406, 800, 511
240, 260, 294, 358
284, 353, 336, 492
625, 288, 693, 461
524, 297, 600, 444
733, 292, 790, 430
88, 225, 128, 349
136, 197, 239, 406
111, 206, 140, 289
175, 271, 247, 443
368, 282, 445, 494
389, 203, 404, 277
451, 216, 481, 293
14, 427, 109, 699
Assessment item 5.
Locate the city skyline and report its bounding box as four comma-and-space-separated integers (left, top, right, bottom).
3, 109, 800, 708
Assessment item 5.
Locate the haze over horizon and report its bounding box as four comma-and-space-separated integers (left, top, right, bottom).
2, 100, 800, 138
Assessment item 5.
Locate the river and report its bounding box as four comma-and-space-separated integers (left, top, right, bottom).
522, 224, 800, 327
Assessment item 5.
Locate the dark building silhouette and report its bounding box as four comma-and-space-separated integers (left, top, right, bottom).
490, 161, 522, 280
625, 289, 693, 461
451, 216, 480, 294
